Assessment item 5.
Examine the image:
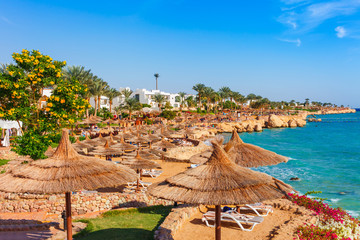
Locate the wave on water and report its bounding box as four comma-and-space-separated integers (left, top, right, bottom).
347, 210, 360, 218
329, 198, 341, 203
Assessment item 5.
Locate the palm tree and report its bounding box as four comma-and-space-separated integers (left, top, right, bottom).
246, 93, 257, 106
192, 83, 206, 107
105, 88, 121, 113
89, 78, 109, 115
120, 88, 133, 101
0, 64, 8, 74
154, 73, 160, 90
62, 66, 93, 85
217, 91, 227, 104
122, 98, 142, 120
231, 92, 242, 109
219, 87, 232, 102
203, 87, 215, 112
113, 105, 123, 119
235, 94, 247, 108
185, 96, 196, 109
209, 91, 220, 113
178, 92, 186, 111
63, 66, 95, 117
305, 98, 310, 108
152, 93, 166, 109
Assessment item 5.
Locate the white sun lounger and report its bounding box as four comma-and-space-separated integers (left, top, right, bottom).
126, 180, 152, 192
202, 210, 264, 232
239, 203, 273, 216
142, 170, 163, 178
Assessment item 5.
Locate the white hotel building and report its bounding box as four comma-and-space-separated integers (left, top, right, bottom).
89, 88, 194, 112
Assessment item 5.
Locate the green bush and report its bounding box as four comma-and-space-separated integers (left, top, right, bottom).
0, 159, 10, 166
142, 104, 151, 108
159, 110, 176, 120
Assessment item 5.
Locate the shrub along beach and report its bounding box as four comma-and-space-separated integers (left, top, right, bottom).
0, 49, 359, 240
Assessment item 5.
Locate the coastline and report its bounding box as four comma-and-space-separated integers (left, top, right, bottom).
209, 108, 356, 134
230, 111, 360, 218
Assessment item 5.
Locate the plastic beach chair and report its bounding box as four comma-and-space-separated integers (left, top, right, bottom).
142, 169, 163, 178
239, 203, 273, 216
201, 210, 264, 232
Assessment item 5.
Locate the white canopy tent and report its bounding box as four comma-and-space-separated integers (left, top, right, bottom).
0, 119, 23, 147
0, 119, 23, 130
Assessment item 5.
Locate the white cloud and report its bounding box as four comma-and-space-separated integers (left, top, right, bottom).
335, 26, 347, 38
1, 16, 13, 25
278, 0, 360, 32
279, 38, 302, 46
287, 20, 298, 29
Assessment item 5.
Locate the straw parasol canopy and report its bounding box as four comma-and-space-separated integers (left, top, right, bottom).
88, 140, 124, 158
146, 133, 162, 142
112, 137, 138, 151
103, 118, 118, 124
121, 151, 160, 171
149, 141, 293, 205
0, 130, 137, 193
189, 150, 212, 164
148, 141, 293, 240
44, 146, 56, 157
123, 149, 160, 160
152, 140, 176, 149
224, 130, 288, 168
77, 115, 102, 125
129, 135, 150, 144
0, 129, 137, 240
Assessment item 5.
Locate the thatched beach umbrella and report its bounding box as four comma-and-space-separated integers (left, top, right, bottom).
189, 150, 212, 164
112, 137, 138, 151
224, 130, 288, 168
88, 140, 124, 160
123, 148, 160, 160
122, 151, 160, 171
0, 129, 137, 240
122, 151, 161, 191
148, 141, 293, 240
44, 146, 56, 157
151, 139, 176, 149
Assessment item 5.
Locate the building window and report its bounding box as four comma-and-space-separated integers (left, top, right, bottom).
135, 94, 140, 101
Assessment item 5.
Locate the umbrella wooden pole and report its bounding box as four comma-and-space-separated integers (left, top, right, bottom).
136, 178, 140, 193
65, 192, 72, 240
215, 205, 221, 240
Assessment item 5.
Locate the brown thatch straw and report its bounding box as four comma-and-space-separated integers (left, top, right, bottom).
44, 146, 56, 157
88, 140, 124, 156
224, 130, 288, 168
0, 129, 137, 194
189, 150, 212, 164
121, 151, 160, 170
148, 141, 294, 205
112, 137, 138, 151
152, 140, 176, 149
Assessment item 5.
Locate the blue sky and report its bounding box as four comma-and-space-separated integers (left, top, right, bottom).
1, 0, 360, 107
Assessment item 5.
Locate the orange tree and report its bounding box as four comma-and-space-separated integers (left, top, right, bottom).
0, 49, 89, 159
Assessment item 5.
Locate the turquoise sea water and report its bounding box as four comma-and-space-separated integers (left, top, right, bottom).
223, 111, 360, 217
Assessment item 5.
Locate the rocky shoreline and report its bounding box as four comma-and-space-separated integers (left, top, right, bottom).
210, 108, 356, 134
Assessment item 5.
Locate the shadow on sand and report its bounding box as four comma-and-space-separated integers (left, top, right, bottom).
190, 217, 254, 231
0, 230, 53, 240
75, 228, 153, 240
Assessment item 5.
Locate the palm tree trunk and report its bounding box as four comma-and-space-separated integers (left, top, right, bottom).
97, 95, 101, 112
109, 100, 112, 113
94, 98, 98, 115
86, 98, 90, 118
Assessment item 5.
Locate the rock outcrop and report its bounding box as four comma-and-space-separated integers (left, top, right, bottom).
268, 115, 284, 128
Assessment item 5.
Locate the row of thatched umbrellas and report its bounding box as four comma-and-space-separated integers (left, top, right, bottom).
0, 126, 293, 240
